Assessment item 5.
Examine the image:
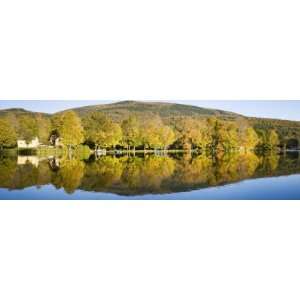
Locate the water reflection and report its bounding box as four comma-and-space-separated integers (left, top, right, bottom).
0, 152, 299, 196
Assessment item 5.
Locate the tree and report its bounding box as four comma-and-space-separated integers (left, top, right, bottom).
139, 115, 175, 150
18, 115, 38, 143
110, 122, 122, 148
36, 114, 51, 144
160, 125, 175, 150
83, 112, 122, 149
235, 118, 260, 151
269, 129, 279, 149
245, 127, 260, 150
173, 117, 202, 151
54, 159, 85, 194
207, 118, 242, 152
257, 129, 279, 150
140, 116, 163, 150
192, 119, 213, 150
121, 116, 140, 151
0, 119, 17, 150
220, 123, 239, 151
53, 111, 84, 150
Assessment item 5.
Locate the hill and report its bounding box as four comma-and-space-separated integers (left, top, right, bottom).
1, 101, 300, 146
67, 100, 242, 121
61, 101, 300, 144
0, 108, 50, 118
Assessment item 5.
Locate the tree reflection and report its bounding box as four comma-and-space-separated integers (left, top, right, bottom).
82, 156, 124, 190
0, 157, 17, 188
256, 153, 280, 175
121, 156, 175, 193
52, 159, 85, 194
0, 152, 299, 195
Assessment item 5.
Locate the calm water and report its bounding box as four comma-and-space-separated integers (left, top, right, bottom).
0, 152, 300, 199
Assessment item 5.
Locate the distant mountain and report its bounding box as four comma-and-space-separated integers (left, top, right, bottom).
66, 100, 242, 121
0, 108, 49, 118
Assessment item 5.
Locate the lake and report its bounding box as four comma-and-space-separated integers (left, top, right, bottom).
0, 152, 299, 199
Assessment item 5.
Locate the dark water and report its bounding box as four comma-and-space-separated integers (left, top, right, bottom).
0, 152, 300, 199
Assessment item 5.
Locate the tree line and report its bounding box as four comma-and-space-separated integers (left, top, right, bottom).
0, 110, 281, 152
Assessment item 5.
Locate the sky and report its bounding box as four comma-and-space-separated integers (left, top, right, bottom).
0, 100, 299, 121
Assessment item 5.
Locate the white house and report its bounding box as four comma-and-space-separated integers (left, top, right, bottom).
17, 137, 40, 149
17, 156, 39, 167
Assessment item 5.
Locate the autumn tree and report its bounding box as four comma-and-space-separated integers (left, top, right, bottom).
121, 116, 140, 151
245, 127, 260, 150
52, 111, 84, 151
160, 125, 175, 150
257, 129, 279, 150
54, 159, 85, 194
173, 117, 203, 151
83, 112, 122, 149
18, 115, 38, 143
236, 118, 260, 151
192, 119, 213, 150
36, 114, 51, 144
269, 129, 280, 149
0, 119, 17, 150
109, 122, 123, 149
138, 115, 175, 150
50, 114, 63, 142
207, 118, 239, 152
140, 116, 163, 150
220, 123, 239, 151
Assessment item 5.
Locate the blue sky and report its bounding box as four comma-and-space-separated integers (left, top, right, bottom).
0, 100, 299, 121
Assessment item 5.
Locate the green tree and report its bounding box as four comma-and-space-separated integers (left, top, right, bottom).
0, 119, 17, 150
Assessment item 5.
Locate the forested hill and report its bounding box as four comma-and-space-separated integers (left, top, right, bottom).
1, 101, 300, 147
0, 108, 49, 118
67, 101, 242, 121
